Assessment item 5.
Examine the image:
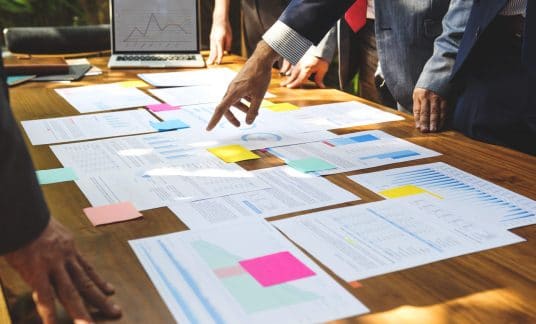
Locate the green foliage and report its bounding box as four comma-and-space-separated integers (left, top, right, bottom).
0, 0, 32, 13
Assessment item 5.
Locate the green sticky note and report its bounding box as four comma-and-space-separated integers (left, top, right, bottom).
286, 158, 336, 173
36, 167, 78, 185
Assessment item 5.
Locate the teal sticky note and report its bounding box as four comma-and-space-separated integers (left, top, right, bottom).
286, 158, 337, 173
36, 167, 78, 185
150, 119, 190, 131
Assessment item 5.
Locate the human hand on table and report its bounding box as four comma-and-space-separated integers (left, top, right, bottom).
281, 55, 329, 89
412, 87, 448, 133
207, 13, 232, 64
207, 41, 280, 130
4, 218, 121, 324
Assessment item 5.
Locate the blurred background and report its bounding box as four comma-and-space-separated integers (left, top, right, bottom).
0, 0, 243, 54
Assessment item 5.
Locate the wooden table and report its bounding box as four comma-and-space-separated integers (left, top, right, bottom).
1, 55, 535, 323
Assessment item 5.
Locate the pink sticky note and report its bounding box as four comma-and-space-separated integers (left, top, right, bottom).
239, 251, 316, 287
146, 103, 181, 112
83, 202, 142, 226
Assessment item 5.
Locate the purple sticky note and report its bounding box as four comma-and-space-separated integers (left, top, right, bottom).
239, 251, 316, 287
146, 103, 181, 112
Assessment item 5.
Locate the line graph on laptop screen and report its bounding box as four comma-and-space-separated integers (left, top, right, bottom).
113, 0, 198, 52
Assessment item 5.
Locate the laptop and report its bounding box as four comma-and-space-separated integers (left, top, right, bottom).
108, 0, 205, 69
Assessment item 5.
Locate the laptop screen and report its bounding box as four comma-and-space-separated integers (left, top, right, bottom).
111, 0, 199, 53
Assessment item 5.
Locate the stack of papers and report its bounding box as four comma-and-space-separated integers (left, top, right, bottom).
22, 109, 159, 145
169, 166, 359, 229
130, 219, 368, 324
274, 196, 525, 281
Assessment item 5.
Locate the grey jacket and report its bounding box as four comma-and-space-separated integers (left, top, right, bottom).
309, 0, 473, 111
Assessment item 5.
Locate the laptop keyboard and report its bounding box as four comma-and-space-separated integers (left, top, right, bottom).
117, 55, 197, 61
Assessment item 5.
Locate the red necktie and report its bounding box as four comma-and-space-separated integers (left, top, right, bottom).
344, 0, 367, 33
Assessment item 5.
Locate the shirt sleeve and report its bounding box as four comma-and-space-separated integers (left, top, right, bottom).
262, 0, 354, 65
0, 61, 50, 255
263, 20, 314, 65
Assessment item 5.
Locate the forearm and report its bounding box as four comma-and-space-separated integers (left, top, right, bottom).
0, 69, 50, 254
416, 0, 473, 96
213, 0, 231, 23
307, 25, 338, 62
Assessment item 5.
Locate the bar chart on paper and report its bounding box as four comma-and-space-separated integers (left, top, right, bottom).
269, 130, 440, 175
130, 220, 367, 324
350, 162, 536, 229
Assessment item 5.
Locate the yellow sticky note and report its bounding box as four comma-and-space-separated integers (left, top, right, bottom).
264, 103, 300, 112
118, 80, 149, 88
379, 185, 442, 199
207, 144, 261, 163
260, 100, 275, 107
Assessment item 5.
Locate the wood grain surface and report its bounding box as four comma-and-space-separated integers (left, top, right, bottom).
1, 54, 535, 324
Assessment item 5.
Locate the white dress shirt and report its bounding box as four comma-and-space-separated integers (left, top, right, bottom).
500, 0, 527, 16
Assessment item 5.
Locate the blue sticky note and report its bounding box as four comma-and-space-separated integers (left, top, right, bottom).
150, 119, 190, 132
36, 168, 78, 185
287, 157, 337, 173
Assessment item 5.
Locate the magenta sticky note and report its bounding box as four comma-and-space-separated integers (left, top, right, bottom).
83, 202, 142, 226
146, 103, 181, 112
239, 251, 316, 287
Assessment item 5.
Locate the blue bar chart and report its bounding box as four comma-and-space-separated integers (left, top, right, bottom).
350, 162, 536, 229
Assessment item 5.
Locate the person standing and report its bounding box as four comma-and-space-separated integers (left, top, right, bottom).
0, 59, 121, 324
451, 0, 535, 155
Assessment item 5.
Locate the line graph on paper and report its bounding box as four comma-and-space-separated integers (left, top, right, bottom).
113, 0, 198, 51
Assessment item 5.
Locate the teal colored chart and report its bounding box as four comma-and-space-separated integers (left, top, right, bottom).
191, 240, 318, 314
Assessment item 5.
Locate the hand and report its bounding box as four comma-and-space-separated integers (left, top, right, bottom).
207, 17, 232, 65
281, 55, 329, 89
279, 59, 293, 76
412, 88, 448, 132
4, 218, 121, 324
207, 41, 280, 130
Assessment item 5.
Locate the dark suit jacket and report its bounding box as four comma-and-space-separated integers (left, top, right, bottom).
0, 60, 50, 254
452, 0, 534, 79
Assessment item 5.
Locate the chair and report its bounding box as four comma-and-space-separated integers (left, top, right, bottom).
3, 25, 110, 57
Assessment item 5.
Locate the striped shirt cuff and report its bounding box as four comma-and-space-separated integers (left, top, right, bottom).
262, 20, 313, 65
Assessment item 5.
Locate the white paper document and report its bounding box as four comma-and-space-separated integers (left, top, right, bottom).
51, 132, 197, 176
169, 166, 360, 229
55, 83, 160, 113
274, 196, 524, 282
284, 101, 404, 131
349, 162, 536, 229
138, 68, 237, 87
154, 104, 335, 150
149, 86, 274, 107
130, 220, 368, 324
21, 109, 159, 145
269, 130, 440, 175
149, 85, 229, 107
74, 153, 270, 210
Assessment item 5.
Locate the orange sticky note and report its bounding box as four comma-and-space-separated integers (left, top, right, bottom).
207, 144, 260, 163
83, 202, 142, 226
118, 80, 149, 88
